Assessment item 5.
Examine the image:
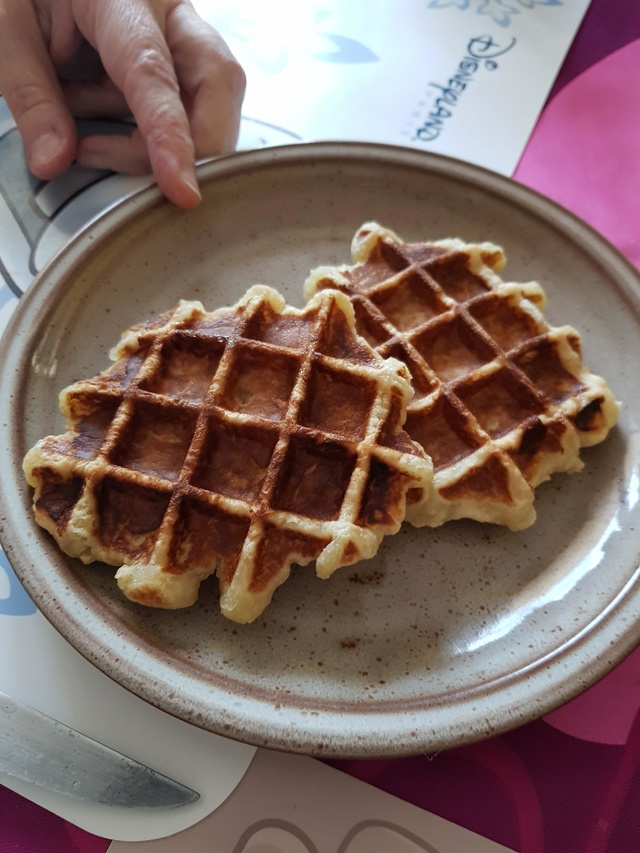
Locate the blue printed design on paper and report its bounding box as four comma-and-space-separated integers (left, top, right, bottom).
0, 547, 36, 616
314, 33, 378, 64
427, 0, 562, 27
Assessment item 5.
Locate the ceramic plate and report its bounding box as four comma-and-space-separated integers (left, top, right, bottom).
1, 143, 639, 757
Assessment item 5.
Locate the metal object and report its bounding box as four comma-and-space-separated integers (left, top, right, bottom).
0, 691, 199, 808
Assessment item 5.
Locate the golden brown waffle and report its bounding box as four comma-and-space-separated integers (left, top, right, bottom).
23, 285, 432, 623
304, 222, 620, 530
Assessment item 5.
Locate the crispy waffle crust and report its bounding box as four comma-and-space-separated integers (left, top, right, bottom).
304, 222, 620, 530
23, 286, 432, 623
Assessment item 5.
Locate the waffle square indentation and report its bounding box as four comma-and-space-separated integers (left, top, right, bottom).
405, 396, 481, 470
458, 370, 544, 438
35, 471, 84, 525
143, 334, 223, 401
347, 240, 409, 290
298, 363, 376, 440
273, 436, 356, 520
170, 497, 251, 585
220, 346, 299, 420
514, 340, 586, 404
371, 272, 447, 331
191, 419, 278, 500
245, 304, 316, 351
352, 299, 391, 347
411, 316, 496, 382
469, 295, 543, 352
110, 402, 197, 481
316, 300, 376, 364
191, 308, 239, 339
251, 524, 328, 592
105, 349, 149, 390
428, 254, 490, 302
63, 394, 120, 460
357, 457, 410, 527
97, 477, 171, 558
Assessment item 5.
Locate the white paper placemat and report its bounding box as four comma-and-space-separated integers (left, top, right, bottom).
108, 749, 515, 853
199, 0, 591, 175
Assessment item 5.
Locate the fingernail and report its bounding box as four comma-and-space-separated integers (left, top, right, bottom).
29, 131, 65, 173
182, 171, 202, 205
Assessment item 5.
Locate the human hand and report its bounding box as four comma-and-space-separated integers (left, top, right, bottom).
0, 0, 246, 207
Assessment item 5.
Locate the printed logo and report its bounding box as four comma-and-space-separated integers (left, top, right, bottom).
412, 35, 516, 143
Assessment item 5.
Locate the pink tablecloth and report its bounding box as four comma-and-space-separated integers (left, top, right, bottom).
2, 0, 640, 850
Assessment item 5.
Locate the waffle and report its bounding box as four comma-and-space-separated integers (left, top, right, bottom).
23, 285, 432, 623
304, 222, 620, 530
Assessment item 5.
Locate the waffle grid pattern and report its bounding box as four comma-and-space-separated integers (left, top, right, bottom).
305, 223, 619, 530
24, 286, 432, 622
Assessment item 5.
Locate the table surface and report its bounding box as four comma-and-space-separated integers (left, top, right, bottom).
2, 1, 640, 851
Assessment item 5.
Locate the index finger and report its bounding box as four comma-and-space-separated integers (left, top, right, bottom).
81, 0, 201, 207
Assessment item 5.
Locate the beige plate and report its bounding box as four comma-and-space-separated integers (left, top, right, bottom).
1, 143, 639, 758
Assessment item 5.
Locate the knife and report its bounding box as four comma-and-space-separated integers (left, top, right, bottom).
0, 691, 199, 809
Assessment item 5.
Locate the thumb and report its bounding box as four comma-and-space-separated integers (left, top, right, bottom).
0, 1, 76, 178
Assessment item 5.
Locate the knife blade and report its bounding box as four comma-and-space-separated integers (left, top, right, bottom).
0, 691, 199, 809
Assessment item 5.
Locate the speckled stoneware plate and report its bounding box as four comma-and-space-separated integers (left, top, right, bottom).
1, 143, 639, 758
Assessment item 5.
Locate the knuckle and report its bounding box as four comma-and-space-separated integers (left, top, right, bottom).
145, 106, 190, 148
202, 51, 246, 102
126, 45, 176, 90
224, 57, 247, 101
7, 80, 52, 118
